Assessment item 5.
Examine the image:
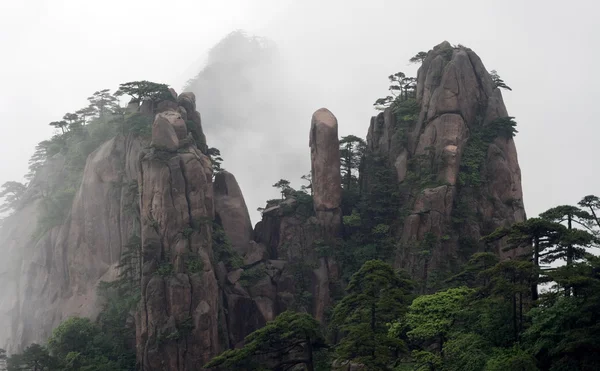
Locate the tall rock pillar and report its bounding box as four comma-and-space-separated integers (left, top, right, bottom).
309, 108, 342, 321
138, 94, 219, 370
310, 108, 343, 233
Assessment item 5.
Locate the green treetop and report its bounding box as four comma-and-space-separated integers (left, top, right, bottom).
114, 81, 173, 103
205, 311, 326, 371
490, 70, 512, 91
404, 286, 474, 353
331, 260, 413, 370
0, 181, 27, 213
409, 51, 428, 64
339, 135, 366, 192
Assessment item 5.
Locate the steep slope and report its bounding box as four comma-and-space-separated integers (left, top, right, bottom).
137, 106, 218, 369
0, 134, 143, 352
365, 41, 525, 287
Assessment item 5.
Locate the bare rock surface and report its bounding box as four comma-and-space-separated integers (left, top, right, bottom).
214, 171, 253, 255
0, 135, 143, 353
310, 108, 342, 212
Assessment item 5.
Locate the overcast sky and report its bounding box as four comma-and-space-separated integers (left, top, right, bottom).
0, 0, 598, 224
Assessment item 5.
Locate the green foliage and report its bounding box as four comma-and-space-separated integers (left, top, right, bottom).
27, 85, 152, 239
405, 286, 474, 346
7, 343, 59, 371
156, 262, 174, 277
340, 135, 366, 192
45, 316, 134, 371
409, 51, 428, 64
522, 256, 600, 370
7, 316, 135, 370
332, 260, 414, 370
484, 347, 538, 371
239, 265, 267, 288
485, 117, 518, 139
490, 70, 512, 91
272, 178, 292, 199
443, 333, 492, 371
458, 116, 519, 187
207, 147, 224, 175
33, 187, 77, 239
411, 350, 442, 371
121, 112, 153, 137
342, 209, 361, 227
114, 80, 174, 103
212, 220, 243, 270
391, 97, 420, 123
186, 256, 204, 274
374, 72, 416, 110
0, 181, 27, 213
48, 318, 99, 360
205, 311, 326, 370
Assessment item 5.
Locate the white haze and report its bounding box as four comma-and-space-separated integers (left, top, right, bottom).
0, 0, 599, 227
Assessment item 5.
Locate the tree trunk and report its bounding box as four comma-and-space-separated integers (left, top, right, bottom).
532, 236, 540, 301
519, 291, 523, 333
512, 273, 518, 341
566, 214, 573, 296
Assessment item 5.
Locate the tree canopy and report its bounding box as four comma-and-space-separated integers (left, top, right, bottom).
114, 81, 173, 103
331, 260, 413, 370
205, 311, 326, 371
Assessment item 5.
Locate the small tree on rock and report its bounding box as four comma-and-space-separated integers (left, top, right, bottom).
339, 135, 366, 191
0, 181, 27, 213
409, 51, 428, 64
207, 147, 224, 176
87, 89, 118, 118
490, 70, 512, 91
114, 81, 173, 103
49, 120, 68, 134
273, 179, 292, 199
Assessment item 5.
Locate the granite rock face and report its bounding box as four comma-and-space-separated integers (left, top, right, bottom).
0, 42, 527, 370
365, 42, 526, 285
214, 171, 253, 256
0, 134, 143, 353
138, 126, 218, 370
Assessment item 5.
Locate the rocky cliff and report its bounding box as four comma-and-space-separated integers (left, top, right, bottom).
0, 133, 143, 353
0, 41, 526, 369
365, 41, 525, 287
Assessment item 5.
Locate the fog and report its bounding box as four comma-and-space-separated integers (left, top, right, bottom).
1, 0, 599, 225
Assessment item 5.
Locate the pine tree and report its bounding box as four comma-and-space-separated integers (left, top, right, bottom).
339, 135, 365, 192
409, 51, 428, 64
331, 260, 413, 370
0, 181, 27, 213
205, 311, 326, 371
482, 218, 566, 300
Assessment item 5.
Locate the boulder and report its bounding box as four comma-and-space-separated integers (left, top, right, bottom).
150, 114, 179, 151
177, 92, 196, 114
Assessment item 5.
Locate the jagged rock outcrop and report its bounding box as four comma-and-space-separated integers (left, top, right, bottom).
177, 92, 207, 153
0, 40, 527, 370
0, 134, 143, 353
137, 99, 218, 370
365, 41, 525, 285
